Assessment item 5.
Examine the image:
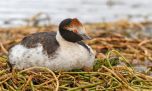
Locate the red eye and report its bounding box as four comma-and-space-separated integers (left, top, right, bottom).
73, 29, 78, 33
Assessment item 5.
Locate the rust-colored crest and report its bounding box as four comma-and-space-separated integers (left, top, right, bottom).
64, 18, 83, 30
71, 18, 83, 26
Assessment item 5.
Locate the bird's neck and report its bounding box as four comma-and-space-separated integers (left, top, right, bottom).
56, 31, 76, 46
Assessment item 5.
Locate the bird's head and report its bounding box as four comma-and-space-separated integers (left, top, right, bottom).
59, 18, 91, 42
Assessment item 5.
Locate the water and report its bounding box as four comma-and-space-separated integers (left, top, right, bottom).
0, 0, 152, 27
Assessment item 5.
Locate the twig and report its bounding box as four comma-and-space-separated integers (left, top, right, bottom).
67, 82, 102, 91
0, 42, 8, 54
21, 75, 33, 91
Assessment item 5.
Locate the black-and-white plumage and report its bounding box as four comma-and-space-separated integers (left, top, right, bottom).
8, 18, 95, 71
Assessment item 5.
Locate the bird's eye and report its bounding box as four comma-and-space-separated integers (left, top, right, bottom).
73, 29, 78, 33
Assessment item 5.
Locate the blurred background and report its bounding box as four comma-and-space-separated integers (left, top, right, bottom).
0, 0, 152, 27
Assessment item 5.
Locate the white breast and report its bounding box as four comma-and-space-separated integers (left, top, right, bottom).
51, 42, 95, 71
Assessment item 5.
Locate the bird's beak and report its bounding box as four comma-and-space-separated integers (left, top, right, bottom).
78, 28, 92, 40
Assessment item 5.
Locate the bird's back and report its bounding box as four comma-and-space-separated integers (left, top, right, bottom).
21, 32, 59, 55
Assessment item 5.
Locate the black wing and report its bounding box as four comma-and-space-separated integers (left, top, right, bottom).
21, 32, 59, 55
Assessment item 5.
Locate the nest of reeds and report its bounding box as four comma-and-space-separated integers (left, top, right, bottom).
0, 19, 152, 91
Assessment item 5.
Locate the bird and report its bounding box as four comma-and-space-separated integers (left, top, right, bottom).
8, 18, 95, 71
